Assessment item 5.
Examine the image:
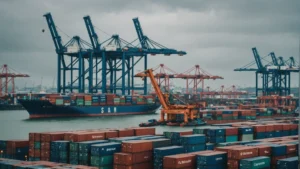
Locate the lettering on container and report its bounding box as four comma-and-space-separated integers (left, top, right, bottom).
144, 156, 149, 159
289, 148, 295, 151
92, 135, 103, 139
178, 160, 191, 164
108, 108, 111, 113
240, 152, 253, 156
101, 107, 104, 113
114, 107, 117, 113
264, 151, 269, 154
254, 162, 265, 166
216, 157, 223, 161
106, 148, 116, 151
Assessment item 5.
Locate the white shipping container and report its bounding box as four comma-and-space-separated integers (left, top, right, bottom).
104, 45, 117, 51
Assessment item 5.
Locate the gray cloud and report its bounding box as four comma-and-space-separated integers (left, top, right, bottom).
0, 0, 299, 90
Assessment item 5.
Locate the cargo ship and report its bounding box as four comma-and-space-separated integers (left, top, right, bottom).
19, 94, 160, 119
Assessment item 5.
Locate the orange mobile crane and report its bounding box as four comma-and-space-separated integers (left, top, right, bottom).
136, 69, 205, 124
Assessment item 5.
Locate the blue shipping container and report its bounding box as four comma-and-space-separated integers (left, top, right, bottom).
196, 152, 227, 165
281, 131, 289, 136
206, 128, 225, 136
277, 156, 298, 169
180, 134, 206, 145
274, 131, 281, 137
90, 142, 121, 156
255, 132, 265, 139
238, 127, 253, 134
206, 143, 214, 150
271, 144, 287, 156
183, 144, 206, 153
265, 132, 274, 138
208, 136, 225, 143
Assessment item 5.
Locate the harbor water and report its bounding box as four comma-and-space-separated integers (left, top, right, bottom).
0, 110, 195, 140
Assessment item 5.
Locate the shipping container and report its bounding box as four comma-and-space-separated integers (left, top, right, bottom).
91, 143, 121, 156
239, 156, 270, 169
121, 140, 153, 153
114, 151, 152, 165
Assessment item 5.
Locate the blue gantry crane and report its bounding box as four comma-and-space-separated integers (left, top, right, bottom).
44, 13, 186, 94
235, 47, 299, 96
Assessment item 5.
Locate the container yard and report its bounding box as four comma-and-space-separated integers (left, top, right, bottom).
1, 1, 300, 168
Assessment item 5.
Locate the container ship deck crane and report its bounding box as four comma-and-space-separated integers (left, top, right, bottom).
136, 69, 203, 124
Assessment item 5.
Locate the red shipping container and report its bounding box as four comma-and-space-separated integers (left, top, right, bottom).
29, 133, 35, 141
6, 140, 29, 148
290, 124, 298, 130
227, 160, 239, 169
114, 151, 152, 165
40, 133, 48, 142
40, 157, 50, 161
41, 150, 50, 158
273, 124, 283, 131
253, 125, 266, 133
229, 147, 258, 160
113, 162, 152, 169
46, 133, 65, 142
225, 127, 238, 136
282, 124, 291, 131
215, 145, 244, 153
34, 149, 40, 158
105, 131, 119, 139
132, 127, 156, 136
188, 150, 214, 155
179, 131, 193, 136
122, 140, 153, 153
29, 148, 35, 157
265, 125, 274, 132
117, 129, 133, 137
163, 154, 195, 169
69, 132, 105, 142
34, 133, 41, 142
29, 141, 35, 149
253, 145, 271, 156
286, 153, 297, 157
285, 144, 297, 154
41, 142, 50, 151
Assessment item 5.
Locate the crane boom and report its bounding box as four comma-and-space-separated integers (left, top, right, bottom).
143, 69, 169, 109
132, 18, 147, 49
83, 15, 101, 51
43, 13, 64, 53
252, 47, 264, 70
270, 52, 278, 66
278, 57, 285, 66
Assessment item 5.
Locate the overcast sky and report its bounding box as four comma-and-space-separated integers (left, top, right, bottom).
0, 0, 299, 90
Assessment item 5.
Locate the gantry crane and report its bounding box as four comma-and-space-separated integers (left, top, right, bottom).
0, 64, 29, 96
136, 69, 202, 124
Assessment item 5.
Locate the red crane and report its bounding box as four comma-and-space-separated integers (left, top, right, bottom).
177, 65, 223, 95
0, 64, 30, 96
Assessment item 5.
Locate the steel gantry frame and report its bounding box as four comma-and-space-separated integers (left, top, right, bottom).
235, 47, 299, 96
44, 13, 186, 94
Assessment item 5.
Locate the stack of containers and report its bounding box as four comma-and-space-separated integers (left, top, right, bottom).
84, 95, 92, 106
179, 134, 206, 153
69, 141, 80, 165
137, 96, 146, 105
277, 156, 298, 169
90, 142, 121, 168
196, 151, 227, 169
41, 132, 65, 161
239, 156, 270, 169
99, 95, 107, 105
50, 141, 69, 163
163, 154, 196, 169
91, 95, 99, 106
270, 144, 287, 168
145, 95, 154, 104
70, 96, 76, 106
153, 146, 184, 169
289, 124, 298, 135
222, 110, 233, 120
238, 126, 254, 141
220, 146, 258, 169
55, 96, 64, 105
78, 140, 108, 165
76, 95, 84, 106
120, 96, 126, 105
131, 96, 138, 105
0, 140, 6, 158
113, 96, 120, 105
133, 127, 155, 136
281, 124, 290, 136
106, 94, 115, 105
253, 125, 266, 139
265, 124, 275, 138
114, 140, 153, 169
164, 131, 193, 145
63, 96, 71, 106
125, 96, 132, 104
273, 124, 283, 137
206, 128, 225, 144
6, 140, 29, 160
224, 127, 238, 142
232, 110, 239, 120
28, 133, 35, 161
283, 143, 297, 157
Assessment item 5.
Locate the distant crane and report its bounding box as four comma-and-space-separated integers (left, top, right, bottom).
0, 64, 29, 96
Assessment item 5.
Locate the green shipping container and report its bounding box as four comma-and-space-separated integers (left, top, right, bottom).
34, 142, 40, 149
91, 155, 113, 166
59, 151, 68, 160
240, 156, 270, 169
85, 101, 92, 106
240, 134, 253, 141
79, 152, 89, 161
226, 136, 238, 142
55, 99, 64, 105
70, 142, 79, 152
